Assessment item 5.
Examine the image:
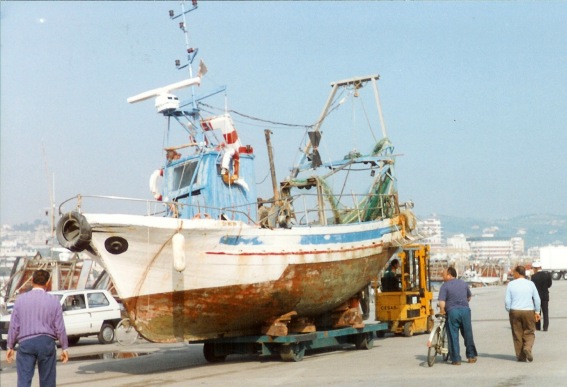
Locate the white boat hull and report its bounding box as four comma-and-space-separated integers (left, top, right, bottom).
78, 213, 408, 341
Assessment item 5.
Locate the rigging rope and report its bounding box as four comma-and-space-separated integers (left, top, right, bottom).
198, 88, 347, 131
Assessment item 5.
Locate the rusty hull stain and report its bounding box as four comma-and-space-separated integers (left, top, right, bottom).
123, 246, 398, 342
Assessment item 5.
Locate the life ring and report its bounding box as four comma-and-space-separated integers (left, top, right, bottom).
149, 169, 163, 201
221, 149, 239, 185
56, 211, 92, 253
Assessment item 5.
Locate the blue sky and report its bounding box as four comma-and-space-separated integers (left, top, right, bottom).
1, 1, 566, 226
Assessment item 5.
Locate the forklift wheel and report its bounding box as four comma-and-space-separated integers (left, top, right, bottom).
403, 322, 414, 337
426, 316, 435, 333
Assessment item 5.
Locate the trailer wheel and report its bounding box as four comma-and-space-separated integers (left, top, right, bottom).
552, 272, 560, 280
563, 273, 567, 280
355, 332, 374, 350
403, 321, 414, 337
280, 343, 305, 362
203, 343, 227, 363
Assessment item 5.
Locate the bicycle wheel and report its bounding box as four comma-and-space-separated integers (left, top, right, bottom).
115, 318, 139, 346
441, 326, 449, 361
427, 328, 440, 367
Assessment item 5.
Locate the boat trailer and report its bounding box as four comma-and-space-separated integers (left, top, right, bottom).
190, 322, 388, 362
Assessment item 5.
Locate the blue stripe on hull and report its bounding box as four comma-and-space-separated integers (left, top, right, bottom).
299, 226, 394, 245
220, 236, 263, 245
219, 225, 395, 246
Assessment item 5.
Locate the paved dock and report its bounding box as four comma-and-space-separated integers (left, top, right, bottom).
2, 280, 566, 386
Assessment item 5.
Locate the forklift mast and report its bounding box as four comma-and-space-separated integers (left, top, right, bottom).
375, 244, 434, 337
400, 245, 431, 296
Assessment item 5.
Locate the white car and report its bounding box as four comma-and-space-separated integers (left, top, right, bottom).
0, 289, 122, 348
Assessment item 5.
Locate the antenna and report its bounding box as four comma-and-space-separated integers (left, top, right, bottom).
128, 1, 204, 115
171, 0, 202, 116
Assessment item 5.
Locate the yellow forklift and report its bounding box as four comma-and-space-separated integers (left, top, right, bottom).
375, 244, 434, 337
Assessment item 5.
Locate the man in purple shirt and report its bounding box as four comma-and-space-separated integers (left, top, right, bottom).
6, 269, 69, 387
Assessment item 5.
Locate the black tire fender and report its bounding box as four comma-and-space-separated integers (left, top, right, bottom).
56, 211, 92, 252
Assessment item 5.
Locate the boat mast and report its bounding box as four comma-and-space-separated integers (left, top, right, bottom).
370, 77, 388, 138
170, 0, 200, 118
42, 142, 56, 258
264, 130, 280, 204
289, 74, 382, 179
289, 83, 339, 179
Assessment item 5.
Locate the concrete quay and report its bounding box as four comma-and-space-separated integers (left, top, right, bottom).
1, 280, 566, 386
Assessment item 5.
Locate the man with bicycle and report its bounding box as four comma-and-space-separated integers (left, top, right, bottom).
438, 267, 478, 365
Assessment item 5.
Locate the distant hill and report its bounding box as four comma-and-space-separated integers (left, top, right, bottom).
430, 214, 567, 249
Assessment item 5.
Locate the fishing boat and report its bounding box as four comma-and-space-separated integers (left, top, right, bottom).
460, 262, 505, 287
1, 253, 105, 304
55, 2, 419, 343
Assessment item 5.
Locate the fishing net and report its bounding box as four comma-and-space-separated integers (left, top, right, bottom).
289, 137, 398, 225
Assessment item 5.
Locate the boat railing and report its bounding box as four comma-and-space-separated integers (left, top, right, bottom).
264, 192, 399, 226
58, 192, 400, 228
57, 194, 258, 224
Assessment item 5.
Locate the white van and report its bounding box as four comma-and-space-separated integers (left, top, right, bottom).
0, 289, 122, 348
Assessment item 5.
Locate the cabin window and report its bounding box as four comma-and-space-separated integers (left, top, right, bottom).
172, 160, 199, 191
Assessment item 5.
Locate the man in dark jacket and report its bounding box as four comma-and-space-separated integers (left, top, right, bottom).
531, 262, 552, 331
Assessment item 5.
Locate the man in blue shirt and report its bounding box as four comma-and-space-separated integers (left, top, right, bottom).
505, 265, 541, 362
438, 267, 478, 365
7, 270, 69, 387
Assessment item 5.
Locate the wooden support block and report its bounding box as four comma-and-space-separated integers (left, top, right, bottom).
262, 311, 297, 336
332, 307, 364, 329
263, 322, 289, 336
289, 317, 316, 333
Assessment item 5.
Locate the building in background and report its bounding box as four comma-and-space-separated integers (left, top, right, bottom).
418, 216, 443, 248
510, 237, 525, 257
468, 237, 513, 261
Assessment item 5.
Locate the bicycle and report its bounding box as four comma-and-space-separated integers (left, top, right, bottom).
115, 318, 140, 346
426, 313, 449, 367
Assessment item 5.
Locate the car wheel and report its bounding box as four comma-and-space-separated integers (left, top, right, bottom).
98, 322, 115, 344
68, 336, 80, 346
